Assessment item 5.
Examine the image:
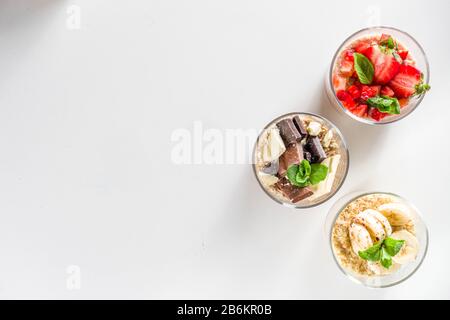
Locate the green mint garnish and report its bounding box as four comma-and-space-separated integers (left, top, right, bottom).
367, 96, 401, 115
358, 237, 405, 269
380, 247, 393, 269
380, 36, 396, 50
353, 53, 374, 85
383, 237, 405, 257
415, 82, 431, 96
286, 160, 328, 188
358, 241, 383, 262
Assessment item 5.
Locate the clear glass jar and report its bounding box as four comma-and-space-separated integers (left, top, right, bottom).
325, 26, 430, 125
325, 191, 429, 288
252, 112, 349, 209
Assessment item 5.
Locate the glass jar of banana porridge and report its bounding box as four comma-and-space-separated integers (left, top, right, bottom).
325, 192, 429, 288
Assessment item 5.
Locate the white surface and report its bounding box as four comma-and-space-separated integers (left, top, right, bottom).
0, 0, 449, 299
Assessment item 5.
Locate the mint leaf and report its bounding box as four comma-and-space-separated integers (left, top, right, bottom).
380, 36, 396, 49
353, 53, 374, 85
367, 96, 401, 114
309, 164, 329, 185
384, 237, 405, 257
415, 82, 431, 96
358, 241, 382, 262
380, 247, 393, 269
286, 164, 300, 186
295, 160, 311, 187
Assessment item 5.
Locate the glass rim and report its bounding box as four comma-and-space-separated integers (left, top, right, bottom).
327, 191, 430, 288
252, 111, 350, 210
328, 26, 430, 126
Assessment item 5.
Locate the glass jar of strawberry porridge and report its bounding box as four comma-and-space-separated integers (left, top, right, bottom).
326, 27, 430, 125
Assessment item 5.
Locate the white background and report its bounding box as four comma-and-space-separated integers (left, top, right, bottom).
0, 0, 449, 299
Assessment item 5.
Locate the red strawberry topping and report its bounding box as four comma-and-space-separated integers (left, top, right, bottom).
388, 64, 422, 98
370, 108, 389, 121
380, 86, 395, 97
361, 85, 380, 100
347, 85, 361, 99
398, 50, 409, 61
363, 45, 400, 84
351, 104, 368, 117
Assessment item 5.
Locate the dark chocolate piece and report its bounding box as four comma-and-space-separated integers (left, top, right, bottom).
277, 143, 304, 177
305, 136, 327, 163
303, 151, 312, 163
274, 178, 314, 203
261, 160, 279, 175
276, 119, 302, 146
293, 115, 308, 139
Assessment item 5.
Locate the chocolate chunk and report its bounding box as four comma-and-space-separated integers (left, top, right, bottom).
274, 178, 314, 203
276, 119, 302, 146
305, 136, 327, 163
293, 115, 308, 139
277, 142, 304, 177
261, 159, 279, 175
303, 151, 312, 163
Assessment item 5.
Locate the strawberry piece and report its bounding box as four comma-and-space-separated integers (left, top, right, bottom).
336, 90, 350, 101
343, 49, 355, 62
363, 45, 400, 84
398, 50, 409, 60
370, 108, 389, 121
333, 74, 347, 91
354, 41, 371, 54
381, 86, 395, 97
339, 60, 354, 77
351, 104, 368, 117
344, 97, 357, 110
388, 65, 422, 98
360, 85, 380, 100
379, 34, 391, 43
347, 85, 361, 99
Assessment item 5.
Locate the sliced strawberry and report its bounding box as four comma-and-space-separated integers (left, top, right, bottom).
339, 59, 354, 77
347, 85, 361, 99
354, 41, 371, 54
336, 90, 350, 101
351, 104, 368, 117
381, 85, 395, 97
398, 50, 409, 60
360, 85, 380, 100
333, 74, 347, 91
370, 108, 389, 121
363, 45, 400, 84
388, 65, 422, 98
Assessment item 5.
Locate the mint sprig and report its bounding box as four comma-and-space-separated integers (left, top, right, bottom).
286, 160, 328, 188
367, 96, 401, 115
358, 237, 405, 269
353, 53, 374, 85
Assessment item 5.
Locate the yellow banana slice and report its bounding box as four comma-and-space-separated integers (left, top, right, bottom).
363, 209, 393, 236
349, 223, 373, 255
390, 230, 419, 264
377, 203, 413, 227
353, 210, 387, 242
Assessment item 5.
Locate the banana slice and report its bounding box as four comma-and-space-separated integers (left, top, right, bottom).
390, 230, 419, 264
349, 223, 373, 255
353, 210, 386, 242
367, 261, 401, 275
378, 203, 413, 227
363, 209, 392, 236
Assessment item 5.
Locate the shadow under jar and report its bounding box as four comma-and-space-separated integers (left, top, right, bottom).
326, 26, 430, 125
253, 112, 349, 209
